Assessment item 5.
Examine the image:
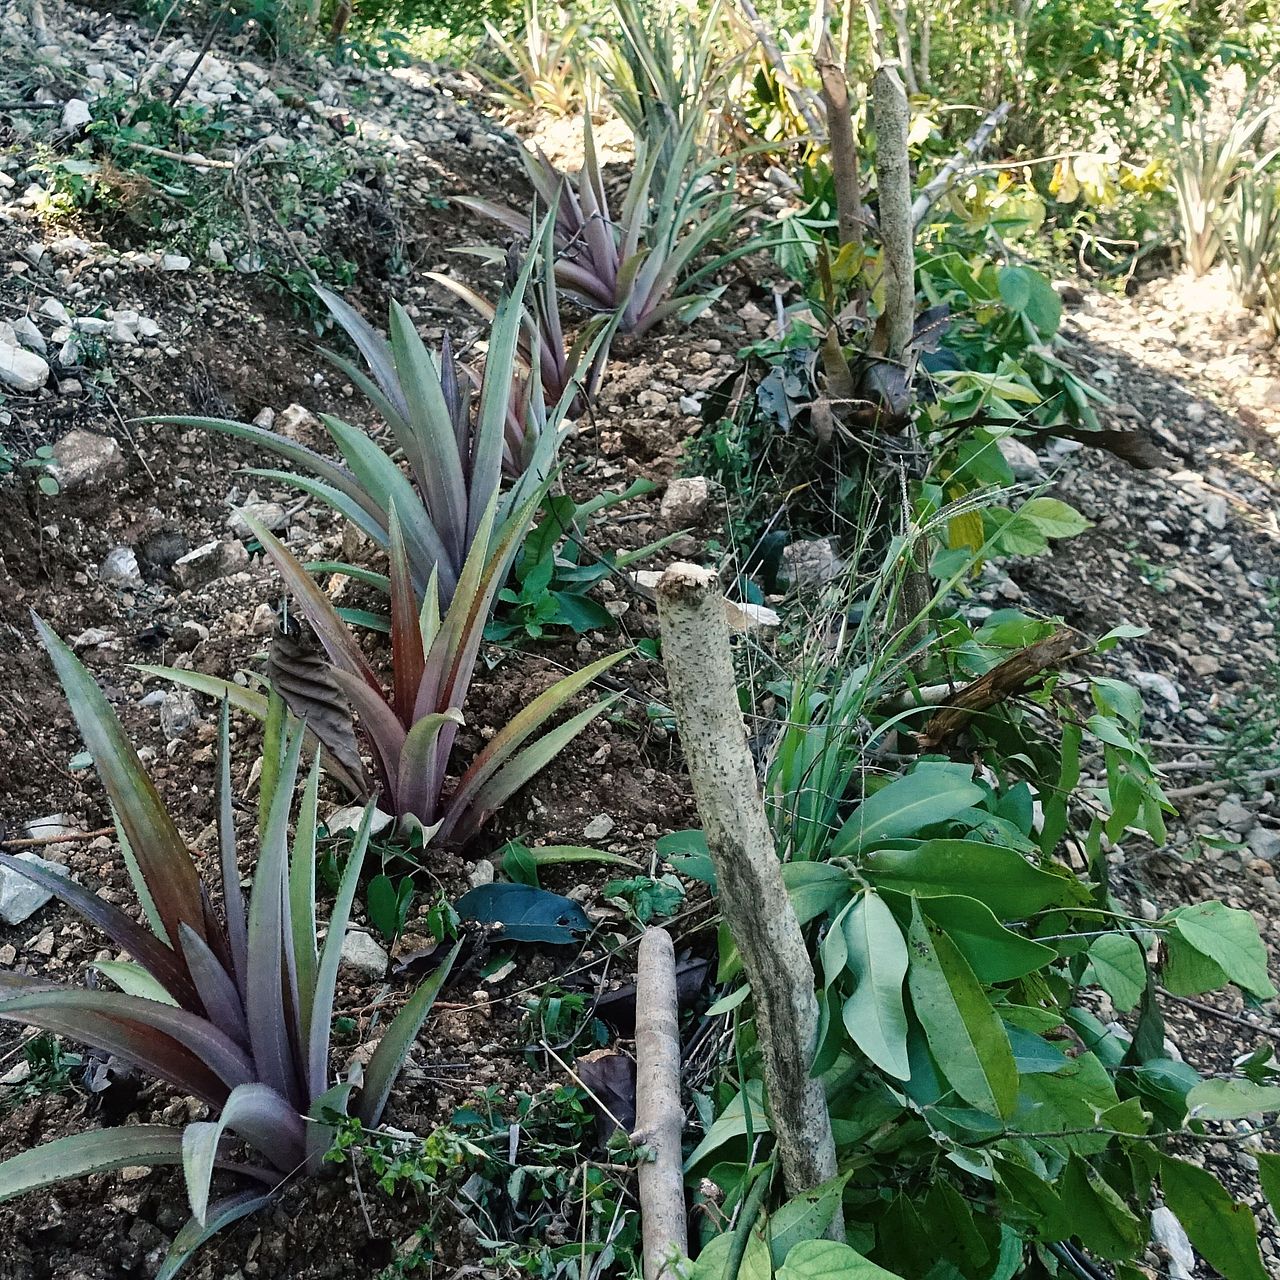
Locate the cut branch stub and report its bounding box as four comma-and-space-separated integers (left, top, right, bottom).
655, 564, 841, 1221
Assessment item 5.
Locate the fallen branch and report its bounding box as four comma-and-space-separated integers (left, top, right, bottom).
1, 825, 113, 850
911, 102, 1011, 228
119, 139, 235, 169
916, 629, 1081, 750
1165, 767, 1280, 802
656, 564, 841, 1223
634, 928, 688, 1280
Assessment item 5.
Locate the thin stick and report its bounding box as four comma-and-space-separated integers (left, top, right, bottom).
911, 102, 1011, 227
734, 0, 825, 136
656, 564, 841, 1226
1161, 991, 1280, 1044
635, 928, 688, 1280
1165, 767, 1280, 801
119, 140, 235, 169
168, 0, 232, 109
1, 825, 113, 850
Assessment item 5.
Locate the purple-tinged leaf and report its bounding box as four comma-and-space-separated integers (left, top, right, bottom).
446, 653, 626, 823
290, 756, 322, 1041
306, 806, 375, 1100
183, 1083, 304, 1224
155, 1190, 275, 1280
33, 616, 211, 962
445, 694, 622, 842
396, 710, 466, 826
388, 505, 426, 729
245, 729, 307, 1110
0, 986, 250, 1106
179, 925, 250, 1050
313, 286, 410, 422
0, 853, 198, 1008
327, 668, 405, 795
355, 941, 461, 1128
387, 301, 469, 568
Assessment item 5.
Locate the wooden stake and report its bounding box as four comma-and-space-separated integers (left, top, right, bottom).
635, 927, 688, 1280
656, 564, 841, 1225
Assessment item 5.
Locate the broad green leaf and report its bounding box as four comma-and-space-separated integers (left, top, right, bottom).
1058, 1157, 1144, 1259
907, 901, 1018, 1117
832, 764, 984, 855
768, 1173, 852, 1263
1161, 929, 1231, 995
777, 1239, 903, 1280
917, 894, 1057, 983
783, 862, 855, 925
1018, 497, 1090, 540
1010, 1052, 1124, 1156
841, 891, 910, 1080
1086, 934, 1146, 1011
1160, 1155, 1268, 1280
94, 960, 180, 1006
1257, 1152, 1280, 1216
0, 1125, 190, 1202
1167, 901, 1276, 999
1186, 1078, 1280, 1121
683, 1079, 768, 1171
864, 841, 1079, 918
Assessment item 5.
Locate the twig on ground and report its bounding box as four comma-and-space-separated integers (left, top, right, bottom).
1, 825, 113, 850
1161, 990, 1280, 1044
1165, 766, 1280, 801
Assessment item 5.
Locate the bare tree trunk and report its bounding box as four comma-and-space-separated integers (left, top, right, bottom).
873, 64, 930, 664
635, 928, 688, 1280
816, 5, 862, 246
873, 63, 914, 359
656, 565, 841, 1225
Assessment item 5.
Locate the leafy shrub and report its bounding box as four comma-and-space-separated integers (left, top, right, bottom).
0, 619, 458, 1272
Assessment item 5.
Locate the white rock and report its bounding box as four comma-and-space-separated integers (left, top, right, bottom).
228, 500, 287, 538
136, 316, 161, 339
58, 336, 82, 367
660, 476, 712, 526
1202, 494, 1228, 530
72, 316, 110, 335
0, 853, 67, 926
584, 814, 614, 841
172, 539, 250, 589
207, 239, 228, 266
49, 429, 124, 490
160, 690, 199, 738
679, 395, 700, 415
325, 805, 394, 838
1131, 670, 1181, 711
276, 403, 318, 438
252, 406, 275, 428
101, 545, 143, 588
61, 98, 92, 130
468, 858, 495, 888
71, 626, 116, 651
38, 297, 71, 325
12, 316, 46, 353
340, 929, 389, 981
0, 342, 50, 392
161, 254, 191, 272
778, 537, 846, 590
1150, 1206, 1195, 1280
1247, 826, 1280, 860
725, 600, 781, 631
997, 436, 1043, 480
1215, 798, 1254, 834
